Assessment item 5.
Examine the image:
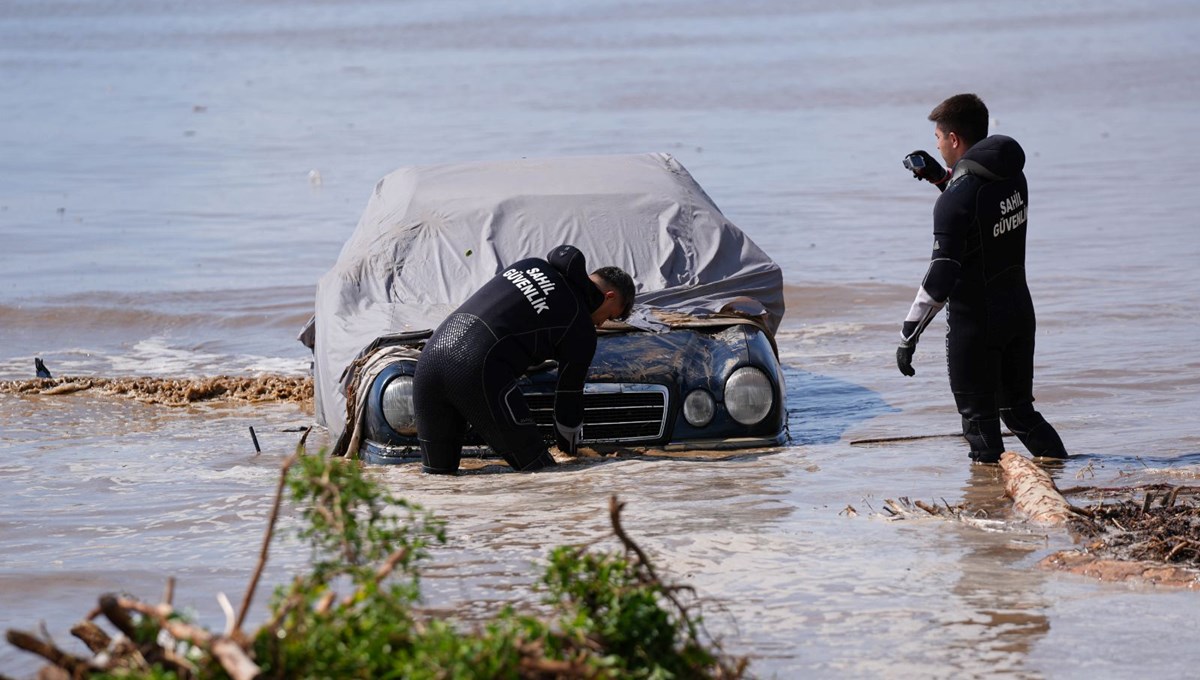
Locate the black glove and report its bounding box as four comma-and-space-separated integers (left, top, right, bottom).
902, 150, 947, 185
896, 340, 916, 377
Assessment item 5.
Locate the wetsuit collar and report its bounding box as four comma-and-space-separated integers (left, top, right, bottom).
950, 159, 1002, 183
949, 134, 1024, 184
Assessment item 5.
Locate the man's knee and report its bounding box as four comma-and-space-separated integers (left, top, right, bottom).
954, 391, 997, 421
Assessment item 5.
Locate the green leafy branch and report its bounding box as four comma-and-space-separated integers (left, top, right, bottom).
5, 440, 747, 680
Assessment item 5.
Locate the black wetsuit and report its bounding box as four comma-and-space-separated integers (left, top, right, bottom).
902, 135, 1067, 462
413, 245, 603, 474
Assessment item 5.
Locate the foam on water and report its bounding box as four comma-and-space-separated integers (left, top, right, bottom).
108, 336, 219, 375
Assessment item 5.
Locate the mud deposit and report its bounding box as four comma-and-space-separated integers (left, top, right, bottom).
0, 376, 313, 405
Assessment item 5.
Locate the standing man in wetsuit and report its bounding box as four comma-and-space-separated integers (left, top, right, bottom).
413, 245, 634, 474
896, 93, 1068, 463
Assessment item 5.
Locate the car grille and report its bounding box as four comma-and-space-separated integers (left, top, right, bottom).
523, 384, 669, 442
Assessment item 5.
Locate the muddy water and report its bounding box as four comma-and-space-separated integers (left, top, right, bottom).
3, 1, 1200, 677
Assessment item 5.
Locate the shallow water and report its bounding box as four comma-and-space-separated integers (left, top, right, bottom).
3, 1, 1200, 677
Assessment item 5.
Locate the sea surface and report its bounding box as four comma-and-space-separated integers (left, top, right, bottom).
3, 1, 1200, 677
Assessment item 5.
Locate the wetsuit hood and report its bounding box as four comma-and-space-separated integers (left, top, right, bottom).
951, 135, 1025, 182
547, 244, 604, 312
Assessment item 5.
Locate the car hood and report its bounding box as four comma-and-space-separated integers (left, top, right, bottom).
527, 322, 756, 387
589, 329, 718, 383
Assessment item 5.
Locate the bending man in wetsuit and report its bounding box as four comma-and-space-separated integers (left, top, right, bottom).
897, 93, 1068, 463
413, 245, 634, 474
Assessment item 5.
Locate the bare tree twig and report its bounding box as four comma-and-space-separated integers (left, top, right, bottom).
374, 547, 410, 585
607, 495, 699, 636
236, 450, 299, 636
162, 576, 175, 607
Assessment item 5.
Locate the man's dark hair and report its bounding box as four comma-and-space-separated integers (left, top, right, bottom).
928, 93, 989, 147
593, 266, 636, 320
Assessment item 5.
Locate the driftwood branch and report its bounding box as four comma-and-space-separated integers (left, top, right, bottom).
4, 630, 91, 677
212, 638, 261, 680
850, 431, 1015, 446
999, 451, 1075, 525
117, 597, 208, 645
97, 594, 138, 640
114, 595, 260, 680
69, 621, 110, 654
78, 593, 243, 679
108, 597, 199, 677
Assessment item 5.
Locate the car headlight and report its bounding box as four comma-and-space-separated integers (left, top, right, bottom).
725, 367, 773, 425
382, 375, 417, 435
682, 389, 715, 427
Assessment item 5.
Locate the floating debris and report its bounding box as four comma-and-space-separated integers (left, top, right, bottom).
876, 495, 1009, 532
1054, 484, 1200, 586
884, 452, 1200, 588
1075, 497, 1200, 566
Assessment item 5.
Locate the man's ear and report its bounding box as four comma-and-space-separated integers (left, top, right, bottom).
948, 131, 961, 149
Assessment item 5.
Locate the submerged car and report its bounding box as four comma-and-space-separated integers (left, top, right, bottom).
299, 152, 787, 464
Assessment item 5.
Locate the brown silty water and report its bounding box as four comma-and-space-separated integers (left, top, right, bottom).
3, 1, 1200, 678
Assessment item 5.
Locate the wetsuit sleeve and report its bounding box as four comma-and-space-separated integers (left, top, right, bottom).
552, 324, 597, 449
901, 188, 968, 345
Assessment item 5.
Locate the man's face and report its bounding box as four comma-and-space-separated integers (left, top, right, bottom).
935, 125, 962, 167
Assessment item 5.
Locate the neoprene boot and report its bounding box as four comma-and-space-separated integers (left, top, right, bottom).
963, 416, 1005, 463
1001, 403, 1068, 459
955, 391, 1005, 463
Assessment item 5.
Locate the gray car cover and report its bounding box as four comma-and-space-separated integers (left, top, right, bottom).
301, 152, 783, 442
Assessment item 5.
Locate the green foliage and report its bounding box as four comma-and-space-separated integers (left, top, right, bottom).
11, 450, 745, 679
254, 453, 446, 678
253, 453, 741, 679
286, 450, 446, 593
540, 547, 721, 679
